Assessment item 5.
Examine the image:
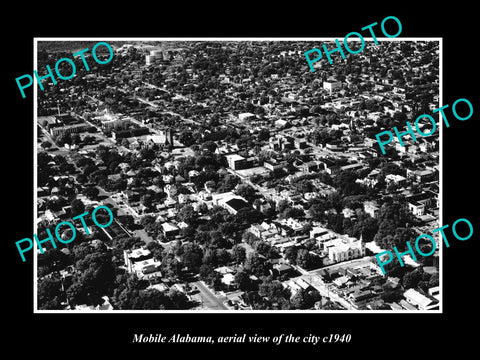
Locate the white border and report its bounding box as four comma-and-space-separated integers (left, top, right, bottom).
33, 37, 443, 314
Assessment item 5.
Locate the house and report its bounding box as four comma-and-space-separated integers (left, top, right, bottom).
333, 275, 349, 288
408, 201, 425, 216
348, 290, 377, 305
272, 263, 294, 277
342, 208, 356, 218
249, 222, 279, 239
406, 192, 434, 216
364, 201, 380, 218
214, 266, 236, 287
161, 222, 180, 238
385, 174, 407, 186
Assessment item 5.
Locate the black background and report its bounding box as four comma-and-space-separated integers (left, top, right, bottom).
4, 2, 478, 355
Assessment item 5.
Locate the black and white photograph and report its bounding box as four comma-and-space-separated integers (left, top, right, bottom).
34, 38, 442, 313
5, 4, 478, 356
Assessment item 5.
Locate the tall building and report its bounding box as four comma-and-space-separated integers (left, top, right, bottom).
324, 235, 365, 263
145, 49, 164, 66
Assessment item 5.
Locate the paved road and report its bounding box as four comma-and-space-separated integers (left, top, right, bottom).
192, 281, 228, 310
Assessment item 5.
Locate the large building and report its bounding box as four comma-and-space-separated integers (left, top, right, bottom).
324, 235, 365, 263
124, 248, 162, 279
225, 154, 246, 170
47, 113, 89, 136
364, 201, 380, 218
403, 288, 439, 310
50, 123, 88, 137
146, 49, 164, 66
212, 192, 251, 215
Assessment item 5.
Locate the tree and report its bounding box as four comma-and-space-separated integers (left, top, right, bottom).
308, 200, 327, 221
112, 274, 190, 310
235, 208, 263, 224
41, 141, 52, 150
235, 184, 256, 203
71, 199, 85, 216
177, 204, 198, 225
428, 273, 439, 288
71, 134, 81, 145
381, 287, 403, 303
167, 288, 189, 310
56, 132, 72, 146
402, 268, 425, 289
84, 186, 99, 199
232, 244, 246, 264
146, 241, 164, 261
199, 263, 216, 284
374, 219, 397, 248
291, 288, 321, 309
73, 243, 95, 262
113, 236, 143, 250
242, 231, 260, 246
258, 278, 291, 308
201, 140, 217, 153
281, 206, 305, 220
179, 130, 195, 147
357, 215, 378, 242
245, 253, 268, 277
38, 248, 72, 272
120, 138, 131, 148
235, 270, 254, 291
181, 243, 203, 272
68, 252, 116, 306
284, 247, 298, 265
393, 227, 417, 251
296, 248, 317, 270
38, 277, 63, 309
276, 200, 290, 213
116, 213, 134, 228
218, 174, 239, 192
161, 254, 182, 279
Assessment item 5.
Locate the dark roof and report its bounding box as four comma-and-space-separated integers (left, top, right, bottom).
225, 198, 251, 212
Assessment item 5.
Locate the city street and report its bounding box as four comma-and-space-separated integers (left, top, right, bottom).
191, 281, 228, 310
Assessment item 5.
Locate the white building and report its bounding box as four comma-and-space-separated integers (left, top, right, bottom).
404, 288, 439, 310
225, 154, 246, 170
146, 49, 164, 66
124, 248, 161, 279
324, 235, 365, 263
323, 80, 342, 92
